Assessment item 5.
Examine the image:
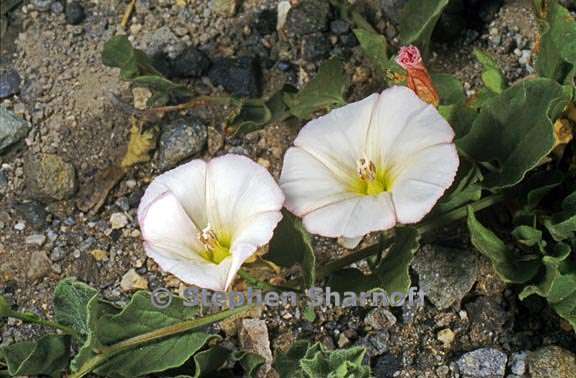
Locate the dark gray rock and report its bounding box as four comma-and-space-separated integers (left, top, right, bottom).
412, 245, 478, 309
74, 253, 99, 284
170, 47, 211, 78
24, 153, 77, 201
208, 57, 262, 97
456, 348, 507, 378
0, 69, 21, 98
157, 118, 207, 170
254, 9, 277, 35
0, 107, 30, 154
330, 19, 350, 35
379, 0, 409, 24
465, 296, 509, 346
374, 353, 402, 377
527, 346, 576, 378
301, 32, 331, 61
356, 331, 389, 358
14, 201, 48, 230
284, 0, 330, 36
65, 1, 86, 25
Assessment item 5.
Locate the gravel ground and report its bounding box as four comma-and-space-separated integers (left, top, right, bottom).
1, 0, 575, 377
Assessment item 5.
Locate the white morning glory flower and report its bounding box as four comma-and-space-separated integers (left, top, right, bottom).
280, 86, 459, 248
138, 154, 284, 291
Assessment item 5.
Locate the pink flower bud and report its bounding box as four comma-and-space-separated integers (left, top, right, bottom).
395, 46, 440, 107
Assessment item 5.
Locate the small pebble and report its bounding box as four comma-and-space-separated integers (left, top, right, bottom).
25, 233, 47, 246
121, 269, 149, 291
110, 212, 129, 230
65, 1, 85, 25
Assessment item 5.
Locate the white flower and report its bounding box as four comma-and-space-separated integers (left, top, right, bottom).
280, 86, 459, 247
138, 154, 284, 291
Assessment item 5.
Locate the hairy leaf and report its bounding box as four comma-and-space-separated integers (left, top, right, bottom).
467, 207, 540, 283
0, 335, 70, 377
275, 341, 370, 378
53, 278, 98, 340
473, 49, 506, 94
102, 35, 160, 80
267, 210, 316, 288
399, 0, 450, 55
458, 78, 571, 188
534, 0, 576, 84
519, 243, 576, 330
284, 58, 348, 120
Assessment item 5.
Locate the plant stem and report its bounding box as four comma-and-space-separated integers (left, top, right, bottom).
69, 304, 255, 378
318, 193, 505, 278
237, 269, 297, 292
7, 311, 82, 341
147, 96, 233, 115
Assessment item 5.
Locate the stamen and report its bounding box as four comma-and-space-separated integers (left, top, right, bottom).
198, 224, 231, 264
199, 224, 219, 250
357, 157, 377, 182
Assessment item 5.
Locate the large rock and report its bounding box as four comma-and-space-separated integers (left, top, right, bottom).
528, 346, 576, 378
456, 348, 507, 378
208, 57, 262, 98
239, 319, 274, 377
0, 69, 21, 99
24, 153, 77, 201
0, 107, 30, 154
169, 47, 211, 78
157, 118, 207, 170
412, 245, 478, 309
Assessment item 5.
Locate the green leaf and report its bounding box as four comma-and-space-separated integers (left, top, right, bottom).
267, 211, 316, 288
512, 225, 543, 247
275, 341, 371, 378
433, 159, 482, 214
70, 294, 121, 372
192, 346, 230, 377
398, 0, 451, 56
534, 0, 576, 84
473, 49, 506, 94
467, 207, 540, 283
0, 335, 70, 377
432, 73, 466, 105
230, 351, 266, 378
519, 242, 576, 330
77, 292, 219, 377
327, 227, 420, 294
284, 58, 348, 120
353, 28, 391, 74
102, 35, 160, 80
53, 278, 98, 340
131, 75, 192, 97
458, 78, 571, 189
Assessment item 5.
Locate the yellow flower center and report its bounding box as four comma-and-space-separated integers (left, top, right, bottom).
198, 225, 231, 264
350, 158, 393, 196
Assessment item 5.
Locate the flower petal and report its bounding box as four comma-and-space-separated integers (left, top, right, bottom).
139, 191, 205, 259
280, 147, 356, 216
225, 211, 283, 289
367, 86, 452, 169
338, 236, 363, 249
392, 143, 459, 224
205, 154, 284, 244
302, 193, 396, 239
145, 244, 232, 291
138, 159, 208, 230
293, 93, 379, 179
